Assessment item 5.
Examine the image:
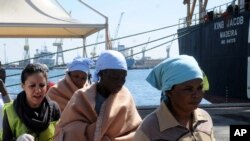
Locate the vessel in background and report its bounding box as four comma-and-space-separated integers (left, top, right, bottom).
113, 44, 135, 69
178, 0, 250, 103
33, 46, 55, 69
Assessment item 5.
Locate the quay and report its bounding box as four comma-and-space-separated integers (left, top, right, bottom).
137, 103, 250, 141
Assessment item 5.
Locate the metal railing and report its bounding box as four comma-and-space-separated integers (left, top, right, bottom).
178, 2, 240, 28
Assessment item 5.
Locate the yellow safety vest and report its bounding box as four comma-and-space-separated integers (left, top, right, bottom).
4, 102, 56, 141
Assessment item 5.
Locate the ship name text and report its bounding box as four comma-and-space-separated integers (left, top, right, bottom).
214, 16, 244, 30
214, 16, 243, 45
220, 30, 237, 38
220, 29, 238, 45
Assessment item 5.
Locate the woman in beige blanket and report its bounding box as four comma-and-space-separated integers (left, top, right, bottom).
134, 55, 214, 141
54, 50, 142, 141
47, 57, 92, 112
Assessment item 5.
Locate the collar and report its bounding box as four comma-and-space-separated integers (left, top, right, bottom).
156, 102, 208, 132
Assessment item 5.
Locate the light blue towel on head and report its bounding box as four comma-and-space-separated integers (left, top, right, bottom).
93, 50, 127, 82
146, 55, 203, 92
67, 57, 93, 74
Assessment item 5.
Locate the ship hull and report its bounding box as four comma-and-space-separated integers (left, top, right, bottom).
178, 11, 250, 103
126, 58, 135, 69
33, 48, 55, 69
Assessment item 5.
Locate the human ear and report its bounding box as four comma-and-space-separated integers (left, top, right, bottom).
21, 83, 25, 89
166, 91, 172, 98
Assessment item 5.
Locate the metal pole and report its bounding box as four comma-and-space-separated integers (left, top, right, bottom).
82, 38, 87, 58
187, 1, 190, 26
3, 43, 7, 64
105, 20, 112, 50
78, 0, 111, 50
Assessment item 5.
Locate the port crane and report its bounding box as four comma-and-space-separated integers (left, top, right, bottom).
53, 38, 65, 65
19, 38, 30, 67
23, 38, 30, 61
141, 37, 150, 65
112, 12, 124, 48
165, 33, 176, 58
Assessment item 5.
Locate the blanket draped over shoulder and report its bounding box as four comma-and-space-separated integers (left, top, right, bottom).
47, 73, 88, 111
54, 84, 142, 141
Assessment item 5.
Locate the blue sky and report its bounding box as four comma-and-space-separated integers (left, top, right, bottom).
0, 0, 230, 64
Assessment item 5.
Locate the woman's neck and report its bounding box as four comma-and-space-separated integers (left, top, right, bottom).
167, 102, 193, 128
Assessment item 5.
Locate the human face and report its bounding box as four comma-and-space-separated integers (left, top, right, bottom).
22, 72, 47, 108
99, 69, 127, 94
68, 70, 88, 89
167, 78, 204, 113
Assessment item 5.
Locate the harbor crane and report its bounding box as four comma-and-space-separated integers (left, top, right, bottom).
142, 37, 150, 65
166, 45, 171, 58
53, 38, 65, 65
20, 38, 30, 67
23, 38, 30, 61
165, 33, 176, 58
112, 12, 124, 48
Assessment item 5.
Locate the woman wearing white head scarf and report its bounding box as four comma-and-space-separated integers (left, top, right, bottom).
54, 50, 142, 141
47, 57, 92, 112
134, 55, 215, 141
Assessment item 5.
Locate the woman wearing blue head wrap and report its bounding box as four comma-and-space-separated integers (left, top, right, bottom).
54, 50, 142, 141
134, 55, 215, 141
47, 57, 93, 112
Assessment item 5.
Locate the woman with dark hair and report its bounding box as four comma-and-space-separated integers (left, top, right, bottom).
2, 63, 60, 141
134, 55, 215, 141
54, 50, 141, 141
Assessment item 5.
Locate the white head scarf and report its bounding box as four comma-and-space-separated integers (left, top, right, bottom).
67, 57, 93, 74
93, 50, 127, 82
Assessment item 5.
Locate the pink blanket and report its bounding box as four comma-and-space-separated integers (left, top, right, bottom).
47, 74, 88, 112
54, 84, 142, 141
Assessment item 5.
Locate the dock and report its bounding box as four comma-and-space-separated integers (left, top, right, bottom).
137, 103, 250, 141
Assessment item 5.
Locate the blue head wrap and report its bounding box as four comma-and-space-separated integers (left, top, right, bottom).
93, 50, 127, 82
146, 55, 204, 92
67, 57, 93, 74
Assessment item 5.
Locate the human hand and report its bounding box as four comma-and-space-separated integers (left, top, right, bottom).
16, 134, 35, 141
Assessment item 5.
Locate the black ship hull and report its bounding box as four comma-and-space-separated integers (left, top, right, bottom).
178, 11, 250, 103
